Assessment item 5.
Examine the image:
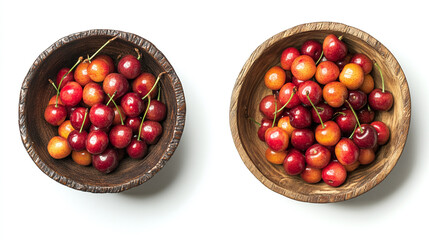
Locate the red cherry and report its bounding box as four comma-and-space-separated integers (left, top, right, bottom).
283, 149, 305, 175
86, 130, 109, 155
265, 127, 289, 152
60, 81, 83, 107
280, 47, 300, 70
92, 148, 119, 173
118, 54, 142, 79
56, 67, 74, 89
44, 104, 67, 126
370, 121, 390, 145
126, 137, 148, 159
89, 103, 114, 129
322, 161, 347, 187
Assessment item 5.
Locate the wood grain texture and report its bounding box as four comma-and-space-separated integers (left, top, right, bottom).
229, 22, 411, 203
19, 29, 186, 193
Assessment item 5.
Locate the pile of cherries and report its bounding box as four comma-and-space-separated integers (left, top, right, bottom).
44, 36, 167, 174
257, 34, 392, 187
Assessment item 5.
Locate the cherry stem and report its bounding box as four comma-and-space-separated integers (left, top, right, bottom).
271, 101, 277, 128
106, 91, 117, 106
306, 92, 325, 128
87, 35, 118, 62
333, 111, 346, 119
373, 61, 385, 93
48, 79, 58, 92
137, 96, 151, 141
134, 48, 142, 60
79, 109, 88, 133
349, 124, 358, 139
338, 35, 344, 41
157, 85, 161, 101
249, 117, 261, 126
275, 87, 296, 113
141, 72, 167, 101
345, 100, 363, 133
107, 92, 123, 125
315, 51, 324, 65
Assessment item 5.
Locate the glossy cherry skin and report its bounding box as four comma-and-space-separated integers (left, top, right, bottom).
132, 72, 158, 99
371, 121, 390, 145
322, 81, 348, 108
352, 124, 378, 149
297, 80, 322, 107
300, 167, 322, 184
87, 57, 112, 82
322, 161, 347, 187
278, 82, 301, 109
315, 60, 340, 85
265, 127, 289, 152
335, 138, 359, 166
289, 105, 312, 129
89, 103, 114, 129
283, 149, 305, 175
47, 136, 72, 159
305, 144, 331, 169
67, 130, 88, 151
259, 95, 283, 120
335, 109, 357, 135
300, 39, 322, 62
44, 104, 67, 126
335, 54, 352, 72
126, 137, 148, 159
89, 124, 110, 133
311, 102, 334, 124
257, 118, 273, 141
290, 128, 314, 151
280, 47, 300, 70
264, 66, 286, 90
125, 117, 142, 134
60, 81, 83, 107
146, 99, 167, 121
357, 106, 375, 124
69, 107, 90, 130
103, 73, 129, 100
86, 130, 109, 155
350, 53, 373, 75
112, 106, 126, 126
109, 125, 133, 149
292, 76, 305, 87
368, 88, 393, 111
74, 61, 92, 86
96, 55, 115, 73
291, 55, 317, 81
56, 67, 74, 89
118, 54, 142, 79
346, 90, 367, 110
82, 82, 105, 107
92, 148, 119, 173
315, 121, 341, 147
323, 34, 348, 62
140, 120, 163, 145
121, 92, 145, 118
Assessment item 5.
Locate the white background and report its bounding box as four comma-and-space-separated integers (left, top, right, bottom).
0, 1, 427, 239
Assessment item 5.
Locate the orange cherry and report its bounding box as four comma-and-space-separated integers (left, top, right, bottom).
322, 81, 348, 108
277, 116, 295, 137
264, 66, 286, 90
48, 95, 64, 106
58, 120, 75, 139
47, 136, 72, 159
344, 159, 360, 172
71, 149, 92, 166
358, 74, 375, 94
315, 61, 339, 85
300, 167, 322, 184
74, 61, 92, 86
358, 148, 375, 165
87, 57, 112, 82
315, 120, 341, 147
339, 63, 364, 90
291, 55, 316, 81
265, 148, 287, 165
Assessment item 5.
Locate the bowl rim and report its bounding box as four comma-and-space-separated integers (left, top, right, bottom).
18, 29, 186, 193
229, 21, 411, 203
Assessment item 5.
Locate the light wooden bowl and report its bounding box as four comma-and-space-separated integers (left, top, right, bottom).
230, 22, 411, 203
19, 29, 186, 193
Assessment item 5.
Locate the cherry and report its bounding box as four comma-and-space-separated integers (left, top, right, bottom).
82, 82, 105, 107
257, 118, 274, 142
265, 127, 289, 152
74, 61, 92, 86
297, 80, 322, 107
335, 138, 359, 166
67, 109, 89, 151
109, 125, 133, 149
140, 120, 163, 145
322, 161, 347, 187
335, 109, 357, 135
310, 102, 333, 124
265, 148, 288, 165
146, 99, 167, 121
71, 149, 92, 166
89, 124, 110, 133
60, 81, 83, 107
264, 66, 286, 90
121, 92, 145, 117
358, 148, 376, 165
278, 82, 300, 109
322, 81, 348, 108
89, 103, 114, 129
92, 148, 119, 173
125, 117, 142, 134
300, 167, 322, 184
86, 130, 109, 155
339, 63, 364, 90
290, 128, 314, 151
357, 106, 375, 124
371, 121, 390, 145
305, 144, 331, 169
289, 105, 312, 129
259, 95, 283, 120
70, 107, 90, 130
48, 95, 64, 106
132, 72, 158, 99
87, 57, 113, 82
44, 104, 67, 126
58, 120, 75, 139
118, 50, 142, 79
96, 55, 115, 73
345, 90, 367, 110
322, 34, 347, 62
291, 55, 316, 81
112, 106, 126, 126
47, 136, 72, 159
315, 120, 341, 147
277, 116, 295, 137
359, 74, 375, 94
126, 137, 148, 159
103, 73, 129, 100
368, 88, 393, 111
352, 124, 378, 149
300, 39, 322, 62
315, 60, 340, 85
56, 67, 74, 89
350, 53, 373, 75
335, 53, 352, 72
291, 76, 305, 87
280, 47, 300, 70
283, 149, 305, 175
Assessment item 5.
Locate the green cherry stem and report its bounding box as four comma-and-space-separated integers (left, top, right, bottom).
306, 91, 325, 129
345, 99, 363, 133
275, 87, 297, 113
137, 96, 151, 141
107, 93, 124, 125
373, 61, 385, 93
315, 51, 324, 65
106, 91, 117, 106
135, 48, 142, 60
349, 124, 358, 139
249, 117, 261, 126
271, 101, 278, 128
157, 85, 161, 101
141, 72, 167, 101
79, 109, 88, 133
87, 35, 118, 62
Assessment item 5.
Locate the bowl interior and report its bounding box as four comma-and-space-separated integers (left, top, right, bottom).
230, 22, 410, 202
20, 30, 185, 192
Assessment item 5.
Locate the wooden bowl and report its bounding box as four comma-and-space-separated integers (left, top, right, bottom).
229, 22, 411, 203
19, 29, 186, 193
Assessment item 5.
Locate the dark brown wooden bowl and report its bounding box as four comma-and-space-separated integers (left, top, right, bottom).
230, 22, 411, 203
19, 29, 186, 193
